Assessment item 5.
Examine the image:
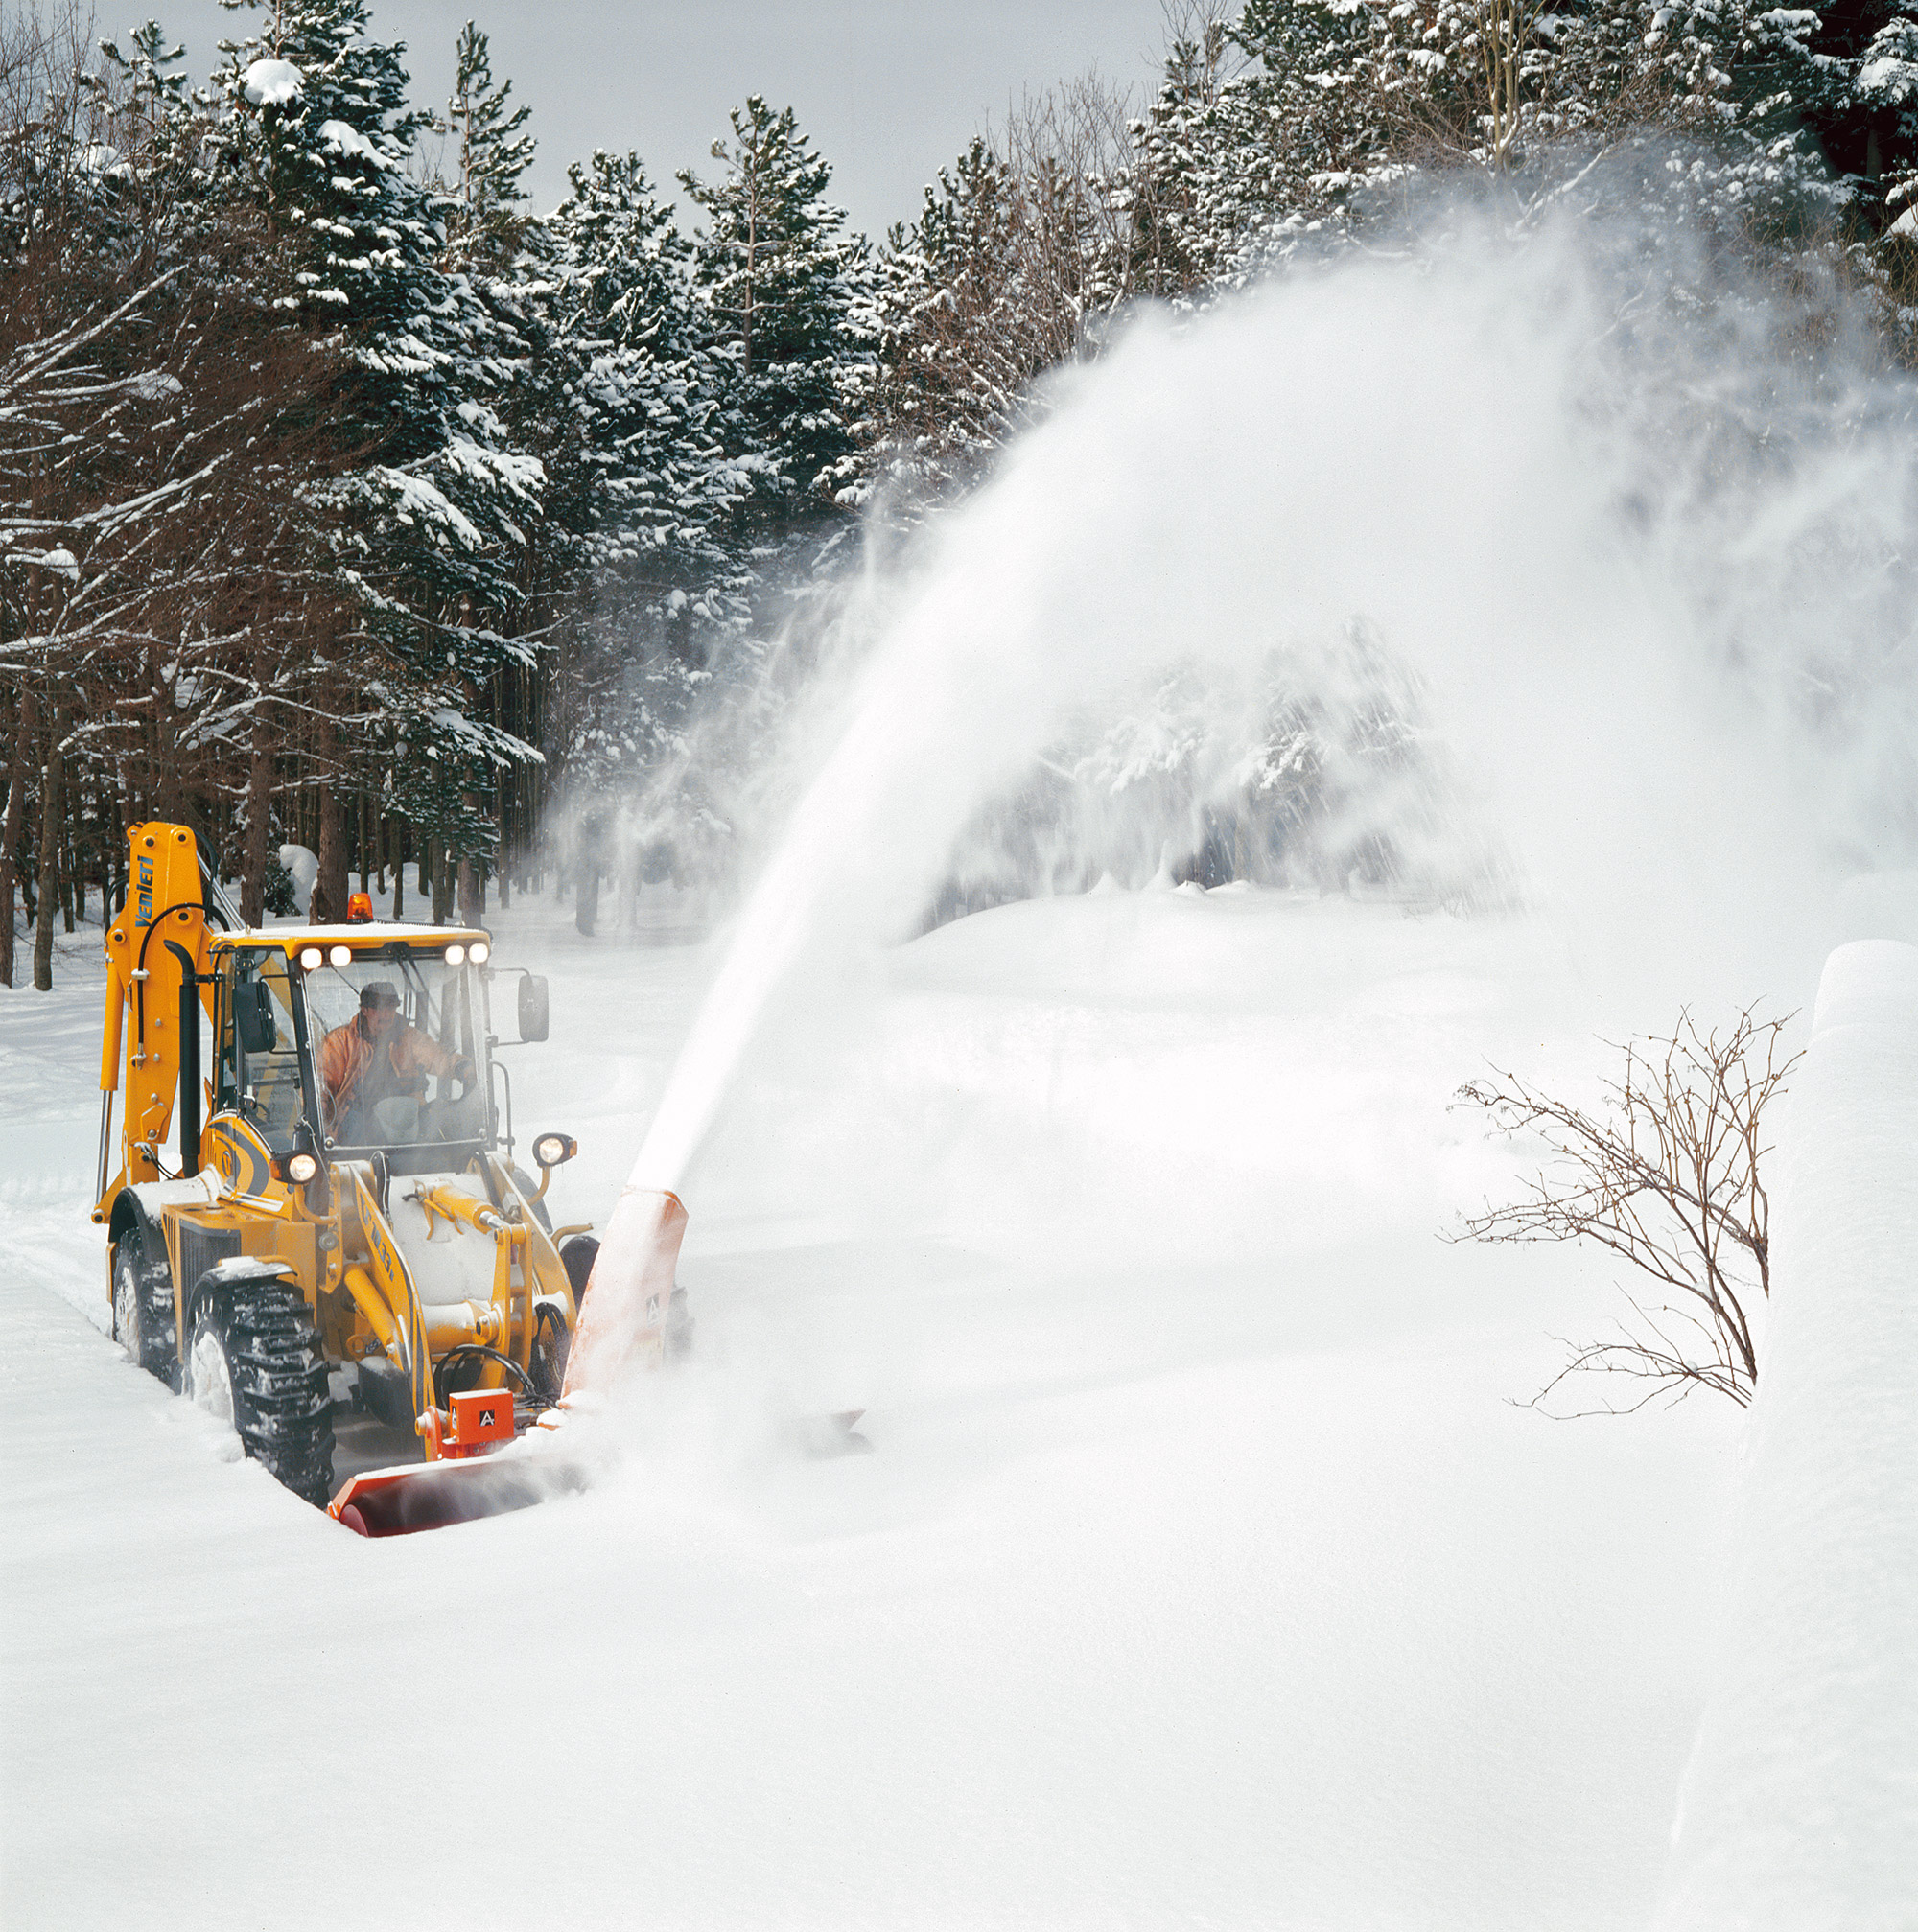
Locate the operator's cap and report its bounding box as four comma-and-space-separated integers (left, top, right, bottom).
360, 980, 401, 1010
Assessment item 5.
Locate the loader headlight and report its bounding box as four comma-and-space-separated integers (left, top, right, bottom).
328, 944, 352, 967
286, 1151, 319, 1185
298, 946, 323, 970
533, 1132, 576, 1169
468, 941, 490, 964
444, 943, 467, 966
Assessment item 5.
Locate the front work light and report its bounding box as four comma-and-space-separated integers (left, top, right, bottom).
328, 944, 352, 967
444, 943, 467, 966
298, 946, 323, 971
533, 1132, 577, 1169
285, 1151, 319, 1185
468, 941, 490, 964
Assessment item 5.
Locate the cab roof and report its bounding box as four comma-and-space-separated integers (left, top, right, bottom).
207, 923, 492, 953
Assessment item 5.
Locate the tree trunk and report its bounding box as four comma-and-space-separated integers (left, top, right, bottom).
240, 682, 276, 926
391, 817, 405, 920
456, 848, 481, 922
495, 783, 511, 910
33, 706, 66, 990
61, 811, 76, 931
312, 662, 347, 921
0, 681, 36, 988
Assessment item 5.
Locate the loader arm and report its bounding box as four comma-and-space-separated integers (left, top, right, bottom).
339, 1163, 435, 1436
95, 823, 219, 1222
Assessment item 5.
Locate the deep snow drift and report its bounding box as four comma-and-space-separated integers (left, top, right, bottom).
6, 886, 1743, 1930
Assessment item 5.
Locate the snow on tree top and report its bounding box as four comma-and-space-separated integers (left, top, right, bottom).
319, 119, 385, 165
243, 58, 303, 105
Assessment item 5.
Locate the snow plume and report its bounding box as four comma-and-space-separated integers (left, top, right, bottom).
629, 199, 1918, 1195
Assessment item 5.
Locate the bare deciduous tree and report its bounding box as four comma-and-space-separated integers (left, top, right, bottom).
1452, 1008, 1801, 1412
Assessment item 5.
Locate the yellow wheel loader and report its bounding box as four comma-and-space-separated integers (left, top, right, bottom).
93, 821, 691, 1534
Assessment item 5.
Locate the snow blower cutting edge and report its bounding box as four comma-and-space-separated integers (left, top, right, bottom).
93, 821, 691, 1538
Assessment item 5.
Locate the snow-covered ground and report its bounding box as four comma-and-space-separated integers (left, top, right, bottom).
1, 880, 1765, 1929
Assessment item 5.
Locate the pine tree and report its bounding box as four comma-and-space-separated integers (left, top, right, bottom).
860, 135, 1070, 509
530, 147, 751, 821
212, 0, 545, 910
439, 21, 535, 273
680, 96, 877, 515
1857, 6, 1918, 237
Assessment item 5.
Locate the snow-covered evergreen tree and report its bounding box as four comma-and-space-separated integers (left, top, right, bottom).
211, 0, 544, 898
680, 96, 878, 516
529, 146, 752, 823
860, 137, 1036, 507
1858, 7, 1918, 239
438, 20, 534, 273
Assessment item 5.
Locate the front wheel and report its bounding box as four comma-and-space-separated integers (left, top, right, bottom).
186, 1263, 335, 1507
508, 1164, 553, 1235
113, 1225, 177, 1384
559, 1234, 693, 1362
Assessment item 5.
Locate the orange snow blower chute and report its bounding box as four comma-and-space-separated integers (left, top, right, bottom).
327, 1187, 690, 1537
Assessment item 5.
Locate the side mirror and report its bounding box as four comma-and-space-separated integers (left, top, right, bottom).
235, 980, 277, 1056
518, 973, 550, 1043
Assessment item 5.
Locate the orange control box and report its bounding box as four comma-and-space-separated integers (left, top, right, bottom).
449, 1387, 516, 1451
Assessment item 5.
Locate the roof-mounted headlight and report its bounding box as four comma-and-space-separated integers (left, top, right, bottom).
328, 944, 352, 967
444, 943, 467, 966
468, 941, 490, 964
298, 946, 322, 971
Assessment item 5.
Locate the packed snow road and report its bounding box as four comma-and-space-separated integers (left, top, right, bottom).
2, 886, 1739, 1929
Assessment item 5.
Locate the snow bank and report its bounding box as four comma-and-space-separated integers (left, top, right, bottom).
1654, 941, 1918, 1929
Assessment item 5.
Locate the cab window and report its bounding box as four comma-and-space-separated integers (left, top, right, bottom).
302, 952, 485, 1151
223, 950, 307, 1152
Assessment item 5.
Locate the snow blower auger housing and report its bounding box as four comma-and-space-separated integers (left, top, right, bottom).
90, 822, 677, 1531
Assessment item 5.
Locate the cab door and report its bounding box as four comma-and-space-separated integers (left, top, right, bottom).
202, 950, 300, 1203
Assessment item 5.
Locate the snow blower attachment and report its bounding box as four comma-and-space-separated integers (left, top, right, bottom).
90, 820, 674, 1536
327, 1188, 690, 1536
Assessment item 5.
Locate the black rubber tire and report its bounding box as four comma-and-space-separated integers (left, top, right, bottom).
113, 1224, 177, 1385
508, 1164, 553, 1235
558, 1234, 597, 1302
187, 1264, 335, 1508
559, 1234, 693, 1362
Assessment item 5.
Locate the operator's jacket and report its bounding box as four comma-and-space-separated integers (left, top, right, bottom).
318, 1015, 458, 1130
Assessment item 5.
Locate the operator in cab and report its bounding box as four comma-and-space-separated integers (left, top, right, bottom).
318, 980, 476, 1146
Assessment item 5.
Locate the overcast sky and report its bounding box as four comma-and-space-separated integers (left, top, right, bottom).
156, 0, 1172, 238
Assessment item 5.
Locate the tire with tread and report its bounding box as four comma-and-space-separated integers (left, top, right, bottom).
508, 1164, 553, 1234
558, 1233, 597, 1302
113, 1223, 177, 1384
558, 1234, 693, 1362
187, 1263, 335, 1507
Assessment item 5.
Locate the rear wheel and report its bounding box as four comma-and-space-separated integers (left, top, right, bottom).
187, 1264, 335, 1507
113, 1225, 177, 1384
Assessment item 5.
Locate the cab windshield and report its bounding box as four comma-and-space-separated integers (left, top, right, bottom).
302, 951, 488, 1152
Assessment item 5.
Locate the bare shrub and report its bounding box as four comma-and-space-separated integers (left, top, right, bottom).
1452, 1008, 1801, 1412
